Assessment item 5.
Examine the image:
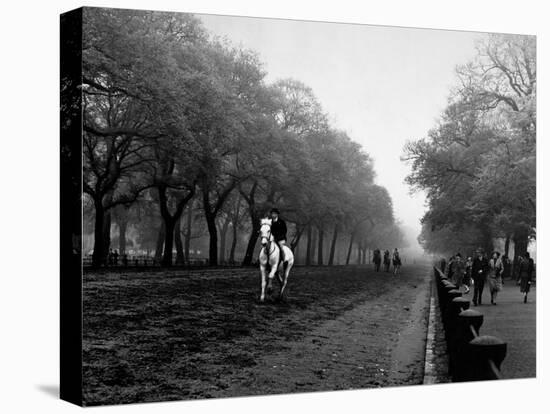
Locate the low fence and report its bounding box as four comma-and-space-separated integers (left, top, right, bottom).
433, 266, 507, 382
83, 255, 211, 268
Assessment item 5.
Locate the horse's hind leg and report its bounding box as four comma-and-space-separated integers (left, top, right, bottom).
279, 263, 292, 300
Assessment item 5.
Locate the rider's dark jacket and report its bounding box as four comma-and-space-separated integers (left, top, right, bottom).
271, 218, 287, 242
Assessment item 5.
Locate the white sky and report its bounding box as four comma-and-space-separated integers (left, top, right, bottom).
199, 14, 483, 249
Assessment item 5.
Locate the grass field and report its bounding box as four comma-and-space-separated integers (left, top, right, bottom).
83, 264, 431, 406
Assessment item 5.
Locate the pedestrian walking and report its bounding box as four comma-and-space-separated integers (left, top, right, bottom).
471, 248, 489, 306
463, 256, 473, 294
446, 255, 455, 281
450, 253, 466, 292
519, 252, 535, 303
487, 251, 503, 305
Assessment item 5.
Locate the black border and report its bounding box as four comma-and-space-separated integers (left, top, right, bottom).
60, 7, 83, 406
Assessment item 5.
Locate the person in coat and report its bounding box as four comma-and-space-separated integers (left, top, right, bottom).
471, 248, 489, 306
446, 255, 455, 281
463, 256, 473, 294
451, 253, 466, 291
519, 252, 535, 303
487, 251, 503, 305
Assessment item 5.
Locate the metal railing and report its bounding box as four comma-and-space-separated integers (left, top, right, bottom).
433, 266, 507, 382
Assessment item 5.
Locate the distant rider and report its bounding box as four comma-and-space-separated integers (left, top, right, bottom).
392, 248, 402, 275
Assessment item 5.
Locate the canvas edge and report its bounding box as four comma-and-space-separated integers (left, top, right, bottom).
60, 6, 84, 407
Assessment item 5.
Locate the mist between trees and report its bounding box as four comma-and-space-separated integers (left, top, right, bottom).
82, 8, 407, 268
402, 34, 536, 260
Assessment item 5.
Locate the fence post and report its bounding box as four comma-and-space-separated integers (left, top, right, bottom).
446, 297, 470, 376
465, 336, 507, 381
453, 309, 484, 381
440, 285, 459, 321
447, 297, 470, 337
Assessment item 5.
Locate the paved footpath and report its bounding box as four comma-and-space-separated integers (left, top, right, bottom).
466, 281, 536, 379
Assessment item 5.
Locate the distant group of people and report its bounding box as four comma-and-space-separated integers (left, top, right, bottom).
441, 248, 535, 305
107, 248, 128, 266
373, 248, 402, 275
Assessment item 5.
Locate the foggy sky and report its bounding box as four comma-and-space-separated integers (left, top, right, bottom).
199, 13, 483, 251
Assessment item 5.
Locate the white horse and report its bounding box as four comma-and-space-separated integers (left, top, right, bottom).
258, 218, 294, 302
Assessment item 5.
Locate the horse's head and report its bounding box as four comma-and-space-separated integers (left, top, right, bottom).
259, 218, 273, 246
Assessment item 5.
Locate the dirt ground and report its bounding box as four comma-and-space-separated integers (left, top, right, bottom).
82, 264, 431, 406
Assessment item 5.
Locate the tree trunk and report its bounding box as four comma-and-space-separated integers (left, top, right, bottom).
311, 228, 317, 264
346, 233, 355, 265
229, 198, 241, 264
158, 184, 196, 267
102, 209, 112, 264
229, 223, 238, 264
118, 217, 127, 255
290, 224, 304, 251
317, 226, 324, 265
480, 224, 494, 255
242, 209, 261, 266
306, 225, 313, 266
204, 206, 218, 266
154, 222, 165, 263
328, 224, 338, 265
91, 199, 105, 268
162, 218, 176, 267
240, 182, 265, 267
175, 217, 185, 265
184, 200, 193, 261
201, 181, 235, 267
219, 218, 230, 264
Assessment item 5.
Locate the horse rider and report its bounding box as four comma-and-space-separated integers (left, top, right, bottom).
269, 208, 287, 264
384, 249, 391, 271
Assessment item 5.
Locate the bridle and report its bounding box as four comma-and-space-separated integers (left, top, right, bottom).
260, 223, 275, 258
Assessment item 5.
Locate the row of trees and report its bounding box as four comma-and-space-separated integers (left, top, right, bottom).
82, 9, 404, 268
403, 34, 536, 259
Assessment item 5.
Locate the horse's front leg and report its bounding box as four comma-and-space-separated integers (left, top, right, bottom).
260, 265, 267, 302
267, 265, 277, 296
